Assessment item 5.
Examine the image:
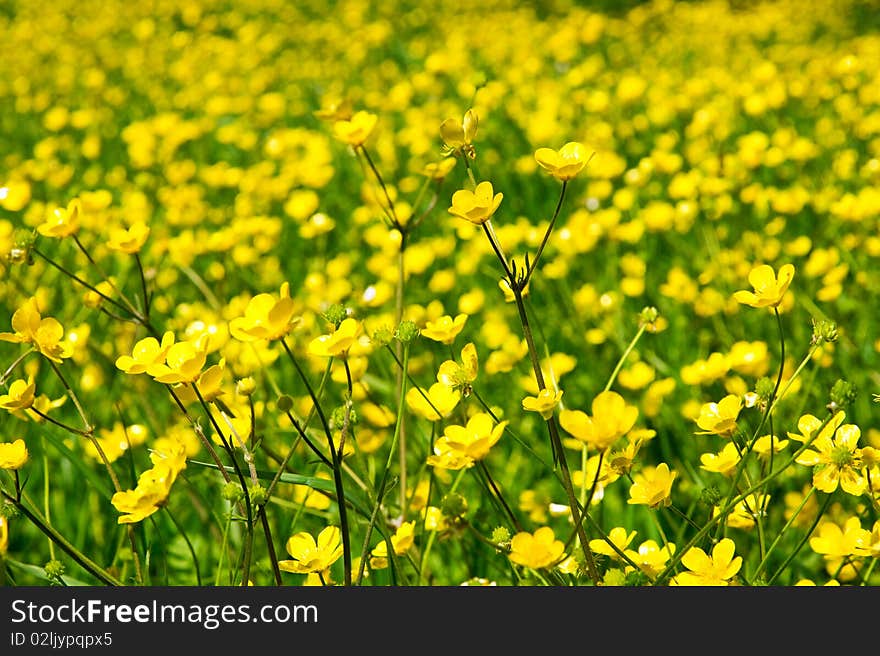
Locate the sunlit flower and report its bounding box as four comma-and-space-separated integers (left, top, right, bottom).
427, 413, 507, 470
695, 394, 742, 437
508, 526, 565, 569
448, 181, 503, 225
421, 313, 467, 345
623, 539, 675, 580
796, 421, 866, 495
559, 390, 638, 451
0, 378, 36, 411
148, 337, 209, 385
699, 442, 741, 476
534, 142, 590, 181
0, 439, 28, 469
406, 382, 460, 421
370, 521, 416, 569
627, 463, 676, 508
440, 108, 479, 158
229, 282, 300, 342
37, 198, 81, 238
115, 331, 175, 374
106, 221, 150, 254
437, 342, 478, 393
671, 538, 742, 586
332, 111, 377, 147
111, 462, 178, 524
589, 527, 637, 560
522, 387, 563, 420
733, 263, 795, 308
0, 297, 73, 363
279, 526, 344, 575
308, 317, 361, 357
810, 517, 871, 560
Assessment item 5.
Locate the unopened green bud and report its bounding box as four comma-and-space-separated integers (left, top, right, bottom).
276, 394, 294, 413
330, 405, 357, 430
395, 320, 419, 343
236, 377, 256, 397
638, 306, 659, 327
602, 568, 626, 587
755, 377, 775, 402
44, 560, 66, 583
829, 379, 857, 412
323, 304, 348, 327
700, 485, 723, 507
222, 481, 244, 503
248, 484, 267, 506
811, 318, 838, 345
440, 492, 468, 519
371, 326, 394, 347
491, 526, 511, 548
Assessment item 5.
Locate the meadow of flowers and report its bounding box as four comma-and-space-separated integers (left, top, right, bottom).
1, 0, 879, 588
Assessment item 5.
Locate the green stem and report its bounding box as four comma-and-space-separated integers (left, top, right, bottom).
752, 486, 817, 581
766, 491, 833, 585
357, 342, 410, 585
0, 488, 122, 586
523, 180, 566, 287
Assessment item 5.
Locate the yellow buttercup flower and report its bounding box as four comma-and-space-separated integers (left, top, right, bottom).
627, 463, 676, 508
427, 413, 507, 469
148, 337, 209, 384
229, 282, 300, 342
796, 421, 866, 495
534, 142, 590, 181
699, 442, 741, 476
623, 539, 676, 580
448, 181, 503, 225
37, 198, 81, 238
406, 382, 460, 421
559, 390, 638, 451
436, 342, 478, 393
332, 110, 377, 147
308, 317, 362, 357
370, 521, 416, 569
111, 462, 179, 524
733, 263, 795, 308
671, 538, 742, 586
278, 526, 344, 575
589, 526, 638, 559
115, 331, 176, 374
440, 108, 478, 159
0, 297, 73, 363
522, 387, 562, 419
695, 394, 742, 437
0, 378, 36, 411
0, 439, 28, 469
508, 526, 565, 570
421, 313, 468, 345
106, 221, 150, 254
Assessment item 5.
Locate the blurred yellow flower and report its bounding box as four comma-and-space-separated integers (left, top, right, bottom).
37, 198, 81, 238
308, 317, 361, 357
733, 263, 795, 308
332, 110, 377, 147
0, 439, 28, 470
559, 390, 638, 451
0, 297, 73, 363
406, 382, 460, 421
148, 337, 209, 384
106, 221, 150, 254
522, 387, 563, 420
0, 378, 36, 411
421, 313, 467, 345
